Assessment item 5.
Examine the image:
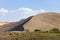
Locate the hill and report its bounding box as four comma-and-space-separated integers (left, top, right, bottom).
23, 12, 60, 31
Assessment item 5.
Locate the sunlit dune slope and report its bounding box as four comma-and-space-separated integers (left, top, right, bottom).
23, 12, 60, 31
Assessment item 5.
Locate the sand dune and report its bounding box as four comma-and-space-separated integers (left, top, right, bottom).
23, 12, 60, 31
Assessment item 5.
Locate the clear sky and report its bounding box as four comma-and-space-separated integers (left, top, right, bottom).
0, 0, 60, 22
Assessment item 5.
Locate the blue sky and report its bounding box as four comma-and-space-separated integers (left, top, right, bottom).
0, 0, 60, 22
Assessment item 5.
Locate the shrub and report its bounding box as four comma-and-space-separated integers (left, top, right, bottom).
9, 33, 13, 36
49, 28, 60, 33
34, 29, 41, 32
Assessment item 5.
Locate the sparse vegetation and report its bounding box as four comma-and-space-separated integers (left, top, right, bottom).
49, 28, 60, 33
0, 30, 60, 40
34, 28, 60, 33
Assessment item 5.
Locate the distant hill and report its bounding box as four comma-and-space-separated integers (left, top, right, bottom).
0, 22, 9, 26
23, 12, 60, 31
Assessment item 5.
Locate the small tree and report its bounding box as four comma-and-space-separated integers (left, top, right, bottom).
50, 28, 60, 33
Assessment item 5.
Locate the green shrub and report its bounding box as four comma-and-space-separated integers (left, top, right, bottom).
49, 28, 60, 33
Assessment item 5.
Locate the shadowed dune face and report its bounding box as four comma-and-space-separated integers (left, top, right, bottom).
23, 12, 60, 31
9, 16, 33, 31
